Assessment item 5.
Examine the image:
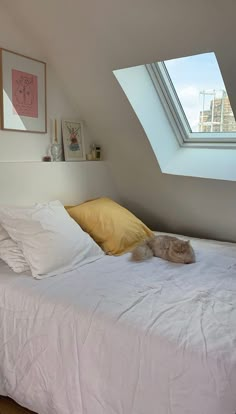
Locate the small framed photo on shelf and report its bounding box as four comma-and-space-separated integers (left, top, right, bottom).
0, 48, 46, 133
62, 119, 86, 161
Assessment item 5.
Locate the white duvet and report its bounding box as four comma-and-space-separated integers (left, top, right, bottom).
0, 235, 236, 414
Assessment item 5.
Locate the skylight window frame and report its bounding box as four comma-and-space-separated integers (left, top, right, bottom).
146, 62, 236, 146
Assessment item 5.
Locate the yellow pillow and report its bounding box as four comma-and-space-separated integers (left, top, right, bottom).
66, 197, 153, 255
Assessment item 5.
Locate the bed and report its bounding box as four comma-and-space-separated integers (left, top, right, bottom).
0, 233, 236, 414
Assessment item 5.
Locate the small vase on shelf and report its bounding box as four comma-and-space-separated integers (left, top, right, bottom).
50, 143, 61, 161
50, 119, 62, 161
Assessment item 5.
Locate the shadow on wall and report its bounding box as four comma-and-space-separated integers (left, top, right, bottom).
121, 198, 168, 233
121, 196, 232, 243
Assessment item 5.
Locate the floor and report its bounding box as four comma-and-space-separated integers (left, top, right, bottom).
0, 397, 36, 414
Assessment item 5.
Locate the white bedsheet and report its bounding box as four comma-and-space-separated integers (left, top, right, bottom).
0, 235, 236, 414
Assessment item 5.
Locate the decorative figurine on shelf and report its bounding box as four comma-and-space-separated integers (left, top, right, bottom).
89, 144, 101, 160
95, 145, 101, 160
50, 119, 62, 161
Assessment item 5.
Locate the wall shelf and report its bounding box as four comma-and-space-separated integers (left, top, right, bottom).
0, 160, 118, 205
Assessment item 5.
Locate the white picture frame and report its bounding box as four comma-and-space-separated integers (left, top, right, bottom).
62, 119, 86, 161
0, 48, 46, 133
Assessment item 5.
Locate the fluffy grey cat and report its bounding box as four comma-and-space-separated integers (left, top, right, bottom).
132, 235, 195, 264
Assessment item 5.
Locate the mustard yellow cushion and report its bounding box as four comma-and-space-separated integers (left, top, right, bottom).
66, 197, 153, 255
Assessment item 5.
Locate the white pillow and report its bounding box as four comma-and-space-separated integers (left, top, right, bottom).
0, 223, 9, 243
0, 201, 104, 279
0, 224, 30, 273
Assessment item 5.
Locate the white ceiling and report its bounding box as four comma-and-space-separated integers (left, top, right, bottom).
2, 0, 236, 241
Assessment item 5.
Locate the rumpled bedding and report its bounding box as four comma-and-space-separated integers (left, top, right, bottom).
0, 234, 236, 414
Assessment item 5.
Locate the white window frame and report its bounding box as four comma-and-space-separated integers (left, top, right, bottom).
146, 62, 236, 147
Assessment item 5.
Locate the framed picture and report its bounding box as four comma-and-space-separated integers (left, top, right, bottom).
0, 48, 46, 133
62, 120, 86, 161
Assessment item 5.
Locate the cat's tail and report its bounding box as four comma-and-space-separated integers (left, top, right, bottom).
131, 241, 153, 261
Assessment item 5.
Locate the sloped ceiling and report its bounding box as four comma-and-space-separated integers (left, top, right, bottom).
2, 0, 236, 241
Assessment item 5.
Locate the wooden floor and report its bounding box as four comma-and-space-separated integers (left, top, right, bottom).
0, 397, 36, 414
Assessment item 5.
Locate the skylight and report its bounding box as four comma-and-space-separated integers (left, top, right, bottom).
150, 52, 236, 142
113, 58, 236, 181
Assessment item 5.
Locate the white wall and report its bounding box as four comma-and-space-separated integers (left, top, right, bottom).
0, 3, 119, 206
0, 161, 118, 205
0, 4, 93, 161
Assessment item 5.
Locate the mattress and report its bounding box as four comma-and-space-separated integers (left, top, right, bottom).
0, 234, 236, 414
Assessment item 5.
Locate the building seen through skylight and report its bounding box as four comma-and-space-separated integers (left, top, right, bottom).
198, 91, 236, 132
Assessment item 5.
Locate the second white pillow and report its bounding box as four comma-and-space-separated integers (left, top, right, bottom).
0, 224, 30, 273
0, 201, 104, 279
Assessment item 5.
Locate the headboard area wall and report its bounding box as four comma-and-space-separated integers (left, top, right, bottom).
0, 161, 119, 206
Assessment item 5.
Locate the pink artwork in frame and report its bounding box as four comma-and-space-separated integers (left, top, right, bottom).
12, 69, 38, 118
